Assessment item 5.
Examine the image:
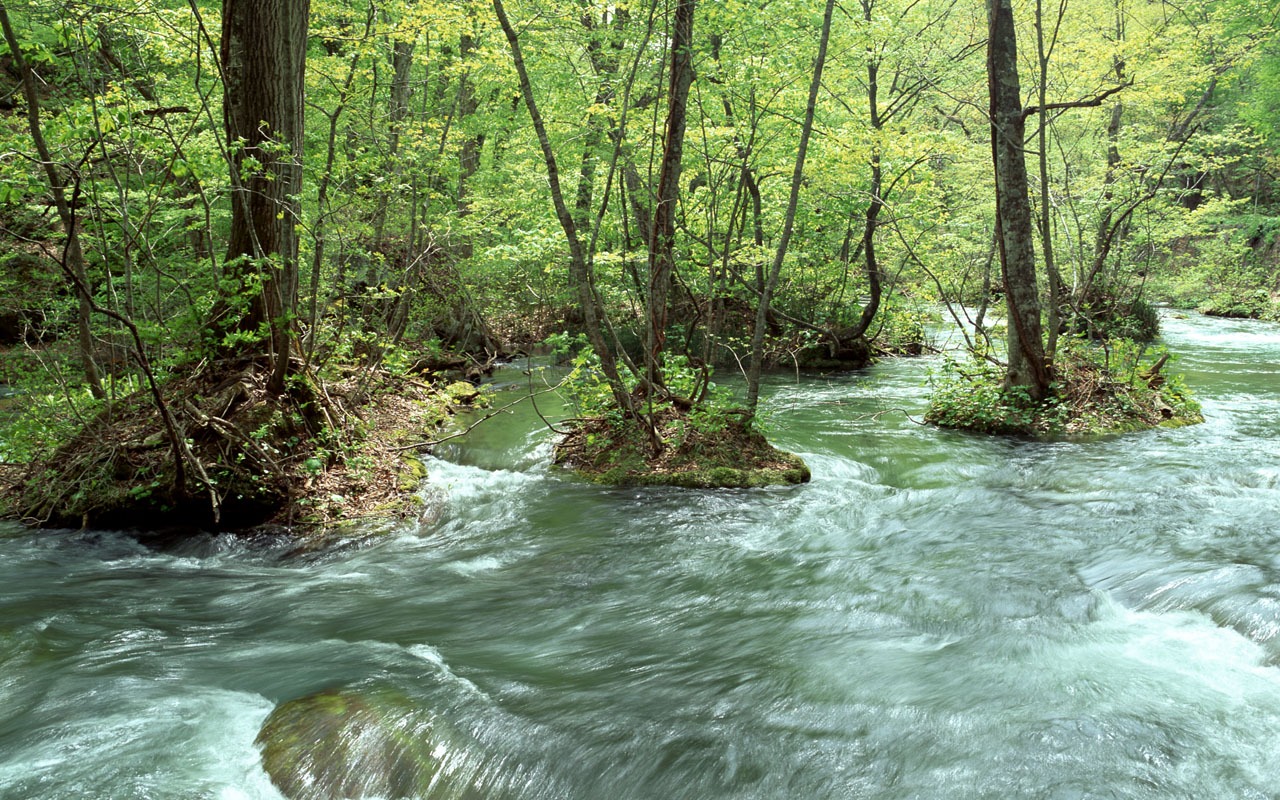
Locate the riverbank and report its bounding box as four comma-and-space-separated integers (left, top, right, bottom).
0, 357, 487, 535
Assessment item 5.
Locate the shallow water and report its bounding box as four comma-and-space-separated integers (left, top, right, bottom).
1, 312, 1279, 799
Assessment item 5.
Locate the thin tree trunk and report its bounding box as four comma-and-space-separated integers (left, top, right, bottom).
745, 0, 836, 413
1036, 0, 1064, 361
0, 3, 106, 400
1085, 3, 1128, 304
372, 36, 415, 245
306, 9, 370, 365
645, 0, 697, 392
492, 0, 632, 414
851, 4, 884, 340
456, 30, 483, 259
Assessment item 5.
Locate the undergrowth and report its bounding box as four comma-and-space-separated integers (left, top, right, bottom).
544, 333, 809, 487
926, 337, 1202, 436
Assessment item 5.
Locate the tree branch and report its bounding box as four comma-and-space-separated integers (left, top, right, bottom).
1022, 80, 1132, 121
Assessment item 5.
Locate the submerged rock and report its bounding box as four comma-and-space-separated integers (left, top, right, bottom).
256, 686, 488, 800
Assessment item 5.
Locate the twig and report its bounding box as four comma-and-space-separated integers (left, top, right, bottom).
527, 358, 571, 435
869, 408, 929, 426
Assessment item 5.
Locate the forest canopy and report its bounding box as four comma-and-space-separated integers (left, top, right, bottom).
0, 0, 1275, 527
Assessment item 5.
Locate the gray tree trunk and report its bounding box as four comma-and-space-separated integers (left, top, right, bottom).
0, 3, 106, 400
745, 0, 836, 412
645, 0, 696, 392
492, 0, 632, 414
988, 0, 1049, 400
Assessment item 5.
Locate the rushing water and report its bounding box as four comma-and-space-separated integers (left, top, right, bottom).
2, 312, 1280, 799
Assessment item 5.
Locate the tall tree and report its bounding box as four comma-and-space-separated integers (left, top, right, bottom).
218, 0, 311, 395
745, 0, 836, 412
987, 0, 1050, 400
645, 0, 697, 394
491, 0, 633, 414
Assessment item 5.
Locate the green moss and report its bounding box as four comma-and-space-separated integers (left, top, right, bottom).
556, 409, 811, 489
444, 381, 485, 407
257, 685, 489, 800
396, 454, 428, 492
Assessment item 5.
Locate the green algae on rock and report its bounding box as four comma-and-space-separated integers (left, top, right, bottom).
256, 685, 489, 800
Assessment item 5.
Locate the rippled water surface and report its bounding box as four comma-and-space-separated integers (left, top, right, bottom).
2, 312, 1280, 799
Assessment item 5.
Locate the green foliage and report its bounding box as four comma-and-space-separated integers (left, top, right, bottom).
926, 356, 1039, 434
1074, 294, 1162, 342
546, 332, 735, 421
0, 388, 98, 464
0, 0, 1271, 528
872, 300, 934, 354
927, 337, 1202, 436
545, 332, 619, 419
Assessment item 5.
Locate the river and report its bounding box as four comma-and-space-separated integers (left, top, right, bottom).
1, 311, 1278, 799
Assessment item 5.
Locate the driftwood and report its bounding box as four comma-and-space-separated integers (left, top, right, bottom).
1140, 353, 1169, 388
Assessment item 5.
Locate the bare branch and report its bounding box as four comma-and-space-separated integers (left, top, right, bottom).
1022, 80, 1133, 121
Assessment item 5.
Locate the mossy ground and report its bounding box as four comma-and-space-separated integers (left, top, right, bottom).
554, 407, 810, 488
0, 357, 484, 535
927, 344, 1203, 437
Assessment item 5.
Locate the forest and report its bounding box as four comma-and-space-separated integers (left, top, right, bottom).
0, 0, 1277, 529
4, 3, 1280, 798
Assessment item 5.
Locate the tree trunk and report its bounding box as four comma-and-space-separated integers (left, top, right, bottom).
1035, 0, 1064, 361
456, 30, 483, 260
987, 0, 1049, 400
1085, 4, 1128, 305
492, 0, 632, 414
305, 9, 370, 366
852, 21, 884, 340
372, 36, 415, 245
745, 0, 836, 412
645, 0, 696, 392
219, 0, 310, 395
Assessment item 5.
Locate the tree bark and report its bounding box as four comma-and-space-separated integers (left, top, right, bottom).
492, 0, 632, 414
1085, 3, 1128, 306
456, 30, 483, 259
219, 0, 310, 395
1035, 0, 1064, 361
372, 36, 415, 245
987, 0, 1049, 400
852, 2, 884, 340
645, 0, 697, 392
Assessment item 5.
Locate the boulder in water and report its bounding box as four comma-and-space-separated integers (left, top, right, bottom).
256, 686, 487, 800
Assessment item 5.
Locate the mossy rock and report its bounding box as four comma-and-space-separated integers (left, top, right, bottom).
555, 409, 811, 489
256, 686, 489, 800
396, 454, 429, 492
443, 381, 484, 407
587, 453, 811, 489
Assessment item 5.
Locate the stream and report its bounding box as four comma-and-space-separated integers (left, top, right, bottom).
1, 311, 1279, 799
